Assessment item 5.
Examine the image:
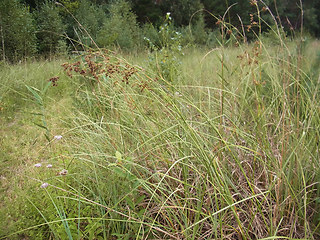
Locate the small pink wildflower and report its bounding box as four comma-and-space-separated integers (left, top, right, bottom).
54, 135, 63, 140
34, 163, 42, 168
46, 164, 53, 168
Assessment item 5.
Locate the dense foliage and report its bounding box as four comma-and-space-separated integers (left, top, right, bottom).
0, 0, 37, 61
0, 0, 319, 61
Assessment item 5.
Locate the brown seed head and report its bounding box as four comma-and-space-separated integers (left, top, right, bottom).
250, 0, 257, 6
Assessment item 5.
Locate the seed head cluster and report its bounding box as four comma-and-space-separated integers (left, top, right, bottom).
49, 76, 59, 86
237, 41, 261, 66
61, 52, 138, 86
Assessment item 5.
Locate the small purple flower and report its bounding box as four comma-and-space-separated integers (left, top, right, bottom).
46, 164, 53, 168
54, 135, 63, 140
34, 163, 42, 168
40, 182, 49, 188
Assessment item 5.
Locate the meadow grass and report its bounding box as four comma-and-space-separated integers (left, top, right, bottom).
0, 38, 320, 239
0, 58, 74, 238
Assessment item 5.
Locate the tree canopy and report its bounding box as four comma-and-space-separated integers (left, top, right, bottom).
1, 0, 319, 61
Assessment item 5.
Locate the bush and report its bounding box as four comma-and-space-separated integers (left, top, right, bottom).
179, 15, 208, 46
261, 24, 288, 45
142, 23, 160, 48
96, 0, 141, 50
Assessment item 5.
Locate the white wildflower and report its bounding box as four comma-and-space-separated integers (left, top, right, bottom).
166, 12, 172, 20
34, 163, 42, 168
46, 164, 53, 168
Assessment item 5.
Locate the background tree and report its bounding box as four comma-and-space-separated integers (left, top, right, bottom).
0, 0, 37, 62
35, 0, 66, 55
160, 0, 204, 27
132, 0, 162, 26
2, 0, 320, 62
74, 0, 107, 46
273, 0, 320, 36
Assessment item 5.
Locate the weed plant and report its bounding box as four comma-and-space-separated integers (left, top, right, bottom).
144, 12, 184, 84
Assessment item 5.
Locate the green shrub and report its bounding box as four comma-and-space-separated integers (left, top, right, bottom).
261, 24, 287, 45
179, 15, 208, 46
97, 0, 141, 50
142, 23, 160, 48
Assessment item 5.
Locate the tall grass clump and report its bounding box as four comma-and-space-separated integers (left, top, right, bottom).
2, 2, 320, 240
